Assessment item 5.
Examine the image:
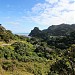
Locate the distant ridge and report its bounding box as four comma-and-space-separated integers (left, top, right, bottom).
29, 24, 75, 38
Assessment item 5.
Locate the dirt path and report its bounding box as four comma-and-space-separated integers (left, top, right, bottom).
2, 44, 11, 46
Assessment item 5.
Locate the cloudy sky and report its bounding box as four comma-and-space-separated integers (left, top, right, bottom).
0, 0, 75, 33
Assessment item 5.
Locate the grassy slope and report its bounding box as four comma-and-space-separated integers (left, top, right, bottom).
0, 40, 34, 75
0, 58, 57, 75
0, 59, 33, 75
0, 40, 62, 75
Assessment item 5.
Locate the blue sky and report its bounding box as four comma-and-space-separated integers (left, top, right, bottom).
0, 0, 75, 33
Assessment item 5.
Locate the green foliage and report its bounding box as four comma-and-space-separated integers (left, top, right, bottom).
29, 24, 75, 49
0, 46, 13, 59
49, 59, 72, 75
12, 42, 34, 55
0, 25, 15, 43
2, 61, 14, 71
0, 24, 75, 75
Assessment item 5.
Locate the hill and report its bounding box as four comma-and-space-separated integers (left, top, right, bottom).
0, 24, 75, 75
0, 24, 14, 42
29, 24, 75, 37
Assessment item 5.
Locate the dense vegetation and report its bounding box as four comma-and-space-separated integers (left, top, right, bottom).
29, 23, 75, 37
0, 24, 75, 75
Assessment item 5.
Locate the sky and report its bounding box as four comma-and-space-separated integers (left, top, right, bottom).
0, 0, 75, 33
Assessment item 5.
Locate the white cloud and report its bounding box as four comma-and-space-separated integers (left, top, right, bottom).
45, 0, 59, 4
28, 0, 75, 26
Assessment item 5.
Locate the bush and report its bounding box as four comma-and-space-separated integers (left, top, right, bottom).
2, 61, 14, 71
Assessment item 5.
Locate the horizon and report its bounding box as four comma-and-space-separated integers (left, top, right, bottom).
0, 0, 75, 33
1, 23, 75, 34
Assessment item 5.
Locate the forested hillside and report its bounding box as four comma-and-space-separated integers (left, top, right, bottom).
29, 24, 75, 37
0, 24, 75, 75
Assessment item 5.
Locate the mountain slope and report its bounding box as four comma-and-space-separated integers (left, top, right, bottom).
0, 24, 14, 42
29, 24, 75, 37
